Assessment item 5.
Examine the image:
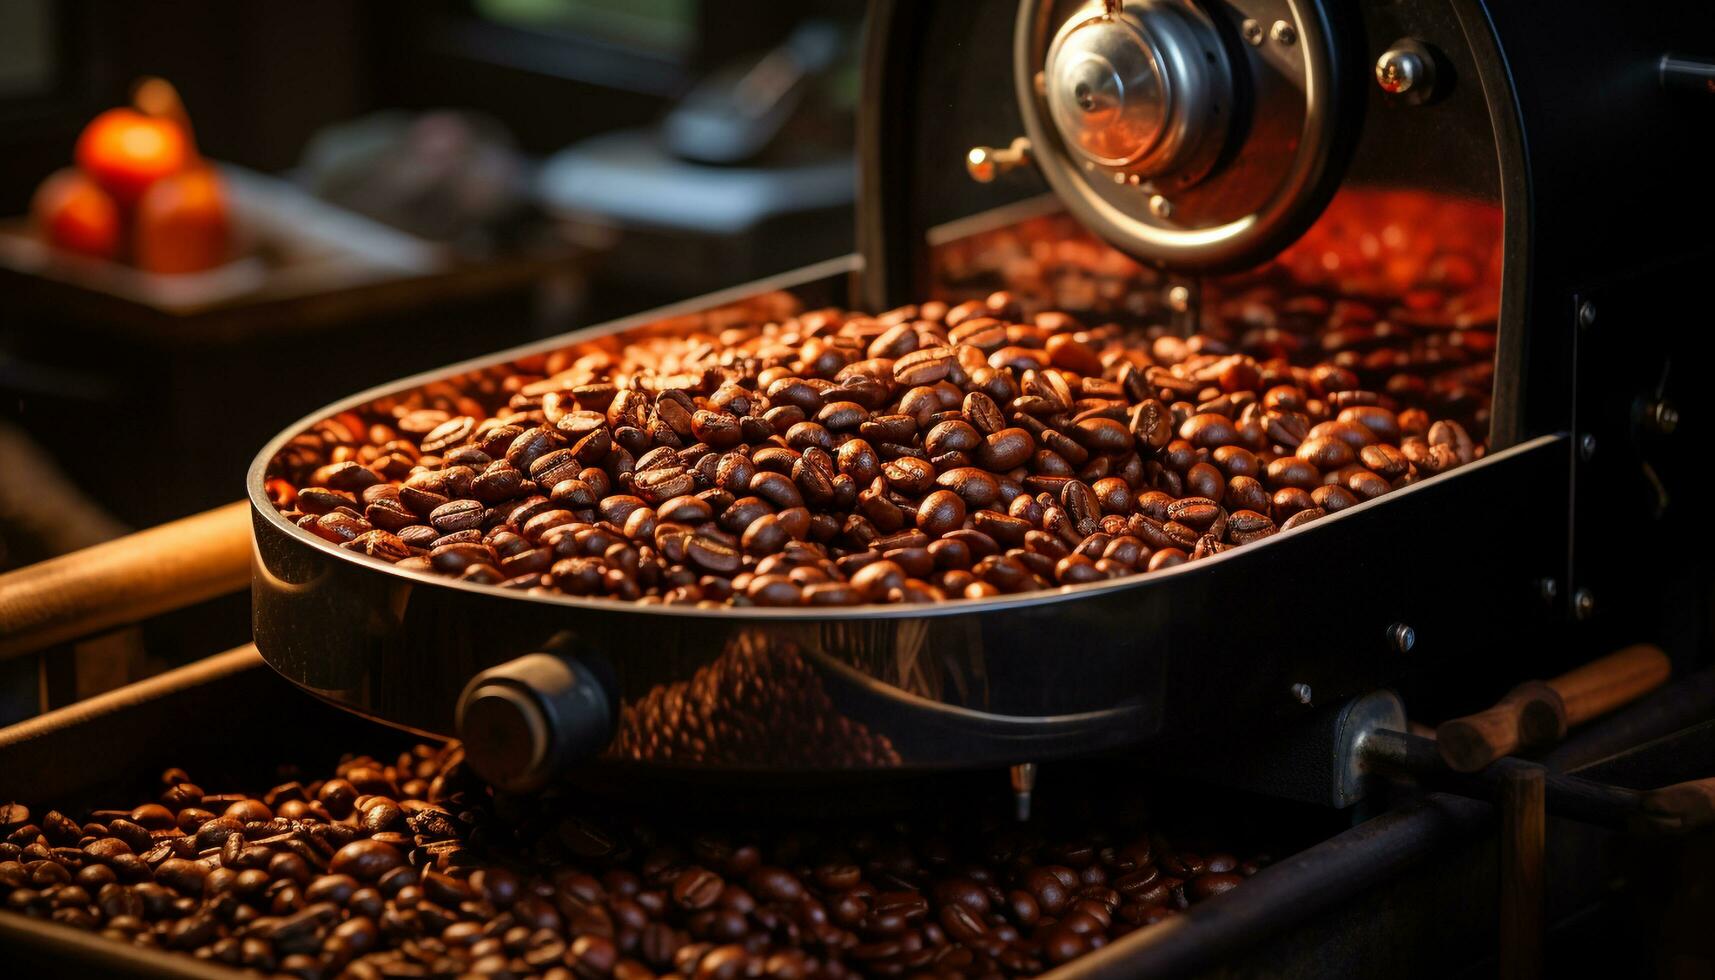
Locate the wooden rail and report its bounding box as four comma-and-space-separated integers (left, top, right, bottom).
0, 500, 251, 660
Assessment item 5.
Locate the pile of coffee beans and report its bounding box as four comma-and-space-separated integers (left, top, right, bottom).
1, 745, 1269, 978
266, 288, 1484, 606
609, 635, 903, 768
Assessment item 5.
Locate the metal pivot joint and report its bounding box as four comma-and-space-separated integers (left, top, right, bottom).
456, 650, 614, 793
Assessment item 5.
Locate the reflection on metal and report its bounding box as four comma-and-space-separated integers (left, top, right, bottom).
1011, 762, 1039, 821
1376, 39, 1437, 103
1338, 691, 1408, 807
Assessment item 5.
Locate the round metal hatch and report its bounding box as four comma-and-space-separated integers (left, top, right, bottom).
1016, 0, 1354, 272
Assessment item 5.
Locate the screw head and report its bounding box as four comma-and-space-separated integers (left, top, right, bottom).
1167, 284, 1191, 312
1539, 577, 1559, 604
1270, 20, 1297, 45
1578, 301, 1598, 330
1572, 588, 1595, 621
1375, 49, 1423, 94
1579, 433, 1597, 461
1148, 194, 1174, 219
1242, 19, 1264, 45
1291, 682, 1313, 705
1387, 623, 1416, 654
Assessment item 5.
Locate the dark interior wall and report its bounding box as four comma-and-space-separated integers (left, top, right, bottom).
0, 1, 370, 213
0, 0, 860, 215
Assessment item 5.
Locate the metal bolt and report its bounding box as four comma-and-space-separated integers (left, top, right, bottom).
1579, 433, 1597, 461
1148, 194, 1174, 219
1242, 19, 1264, 45
1538, 577, 1559, 604
1375, 49, 1423, 95
1387, 623, 1416, 654
1572, 588, 1595, 621
1578, 301, 1598, 330
1291, 683, 1313, 705
1167, 285, 1191, 312
1270, 20, 1297, 45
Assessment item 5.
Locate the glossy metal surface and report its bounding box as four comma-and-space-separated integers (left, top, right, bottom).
247, 251, 1562, 773
1016, 0, 1358, 271
1042, 1, 1231, 182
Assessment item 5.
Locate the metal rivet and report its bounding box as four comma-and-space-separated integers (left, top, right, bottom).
1578, 301, 1598, 330
1242, 18, 1264, 46
1579, 433, 1597, 461
1387, 623, 1416, 654
1572, 588, 1595, 621
1270, 20, 1297, 45
1291, 683, 1313, 705
1148, 194, 1174, 219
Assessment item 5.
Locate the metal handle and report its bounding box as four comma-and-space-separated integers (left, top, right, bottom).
456, 649, 614, 793
0, 501, 252, 661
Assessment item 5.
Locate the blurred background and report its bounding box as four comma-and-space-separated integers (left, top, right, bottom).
0, 0, 864, 712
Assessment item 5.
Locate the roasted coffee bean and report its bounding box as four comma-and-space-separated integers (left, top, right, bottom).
30, 737, 1220, 979
268, 291, 1484, 605
329, 840, 406, 881
915, 491, 966, 537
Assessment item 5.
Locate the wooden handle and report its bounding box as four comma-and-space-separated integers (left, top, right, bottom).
1437, 644, 1672, 773
1637, 777, 1715, 834
1548, 643, 1671, 727
1437, 680, 1564, 773
0, 501, 252, 660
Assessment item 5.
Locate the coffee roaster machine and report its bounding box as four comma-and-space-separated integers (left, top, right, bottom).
5, 0, 1715, 975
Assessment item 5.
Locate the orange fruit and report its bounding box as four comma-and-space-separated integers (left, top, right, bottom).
134, 166, 231, 274
74, 107, 191, 206
32, 167, 122, 260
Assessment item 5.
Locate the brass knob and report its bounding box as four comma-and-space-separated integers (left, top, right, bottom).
966, 137, 1033, 183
